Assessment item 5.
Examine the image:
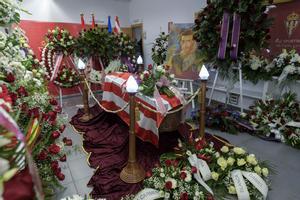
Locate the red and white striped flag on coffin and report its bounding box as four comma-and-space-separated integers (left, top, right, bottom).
113, 16, 122, 34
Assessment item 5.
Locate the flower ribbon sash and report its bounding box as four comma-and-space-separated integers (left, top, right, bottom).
218, 12, 241, 60
50, 53, 64, 82
0, 107, 44, 199
133, 188, 162, 200
231, 170, 268, 200
188, 154, 214, 195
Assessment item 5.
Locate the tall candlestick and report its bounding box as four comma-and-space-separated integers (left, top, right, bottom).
198, 65, 209, 138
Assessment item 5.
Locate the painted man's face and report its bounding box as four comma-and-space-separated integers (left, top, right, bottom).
180, 35, 196, 56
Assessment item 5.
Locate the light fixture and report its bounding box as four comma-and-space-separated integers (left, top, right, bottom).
137, 55, 143, 65
199, 65, 209, 80
77, 59, 86, 70
126, 75, 139, 93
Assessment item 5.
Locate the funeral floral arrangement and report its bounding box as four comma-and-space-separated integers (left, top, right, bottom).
242, 49, 300, 84
151, 32, 169, 65
247, 92, 300, 149
115, 32, 135, 58
0, 0, 25, 26
139, 137, 271, 200
267, 49, 300, 83
0, 16, 72, 199
138, 64, 177, 97
44, 27, 75, 55
41, 39, 80, 88
54, 64, 80, 88
193, 0, 274, 77
74, 27, 117, 67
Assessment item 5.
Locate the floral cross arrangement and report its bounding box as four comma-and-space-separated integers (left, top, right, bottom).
138, 64, 177, 97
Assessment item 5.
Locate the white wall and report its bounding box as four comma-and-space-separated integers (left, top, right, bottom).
20, 0, 130, 26
129, 0, 206, 66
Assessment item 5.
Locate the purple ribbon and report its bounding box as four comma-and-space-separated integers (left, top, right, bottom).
230, 13, 241, 60
217, 11, 230, 60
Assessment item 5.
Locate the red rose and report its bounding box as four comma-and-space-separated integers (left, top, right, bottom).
59, 124, 66, 133
54, 167, 62, 174
195, 139, 207, 151
49, 98, 58, 106
9, 92, 18, 105
54, 105, 62, 113
48, 144, 60, 155
165, 159, 172, 167
148, 64, 153, 70
50, 160, 59, 171
17, 86, 28, 97
165, 181, 172, 190
49, 120, 57, 126
51, 130, 60, 139
59, 154, 67, 162
38, 150, 48, 160
48, 111, 57, 122
191, 166, 197, 174
145, 171, 152, 178
6, 73, 15, 83
173, 160, 179, 167
56, 173, 65, 181
180, 192, 188, 200
180, 171, 187, 180
29, 107, 40, 118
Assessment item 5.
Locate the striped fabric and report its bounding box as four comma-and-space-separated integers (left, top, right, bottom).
101, 72, 182, 146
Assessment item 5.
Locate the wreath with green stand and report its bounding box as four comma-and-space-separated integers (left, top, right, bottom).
193, 0, 274, 79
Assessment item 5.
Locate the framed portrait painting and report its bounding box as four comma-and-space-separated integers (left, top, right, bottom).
166, 23, 203, 80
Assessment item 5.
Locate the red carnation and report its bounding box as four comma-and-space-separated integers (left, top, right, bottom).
180, 171, 187, 180
6, 73, 15, 83
59, 124, 66, 133
145, 171, 152, 178
17, 86, 28, 97
165, 181, 172, 190
191, 166, 197, 174
49, 98, 58, 106
56, 173, 65, 181
180, 192, 188, 200
38, 150, 48, 160
148, 64, 153, 70
50, 160, 59, 171
165, 159, 172, 167
59, 154, 67, 162
51, 130, 60, 139
48, 144, 60, 155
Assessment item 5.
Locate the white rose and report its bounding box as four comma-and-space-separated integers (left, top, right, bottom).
262, 168, 269, 177
220, 146, 229, 153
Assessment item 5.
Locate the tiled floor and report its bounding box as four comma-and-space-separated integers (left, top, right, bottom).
55, 97, 94, 200
54, 95, 300, 200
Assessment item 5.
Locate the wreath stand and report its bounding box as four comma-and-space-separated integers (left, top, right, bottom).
208, 63, 244, 113
175, 78, 195, 109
